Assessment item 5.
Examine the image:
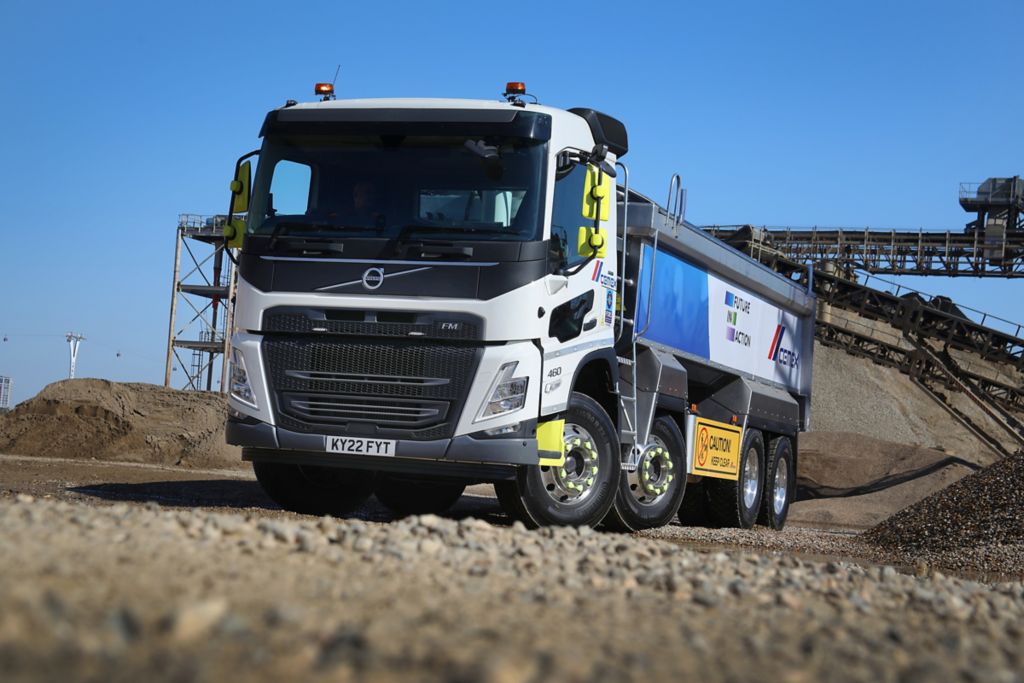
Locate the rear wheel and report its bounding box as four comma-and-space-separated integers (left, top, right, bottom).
251, 459, 376, 516
677, 480, 709, 527
495, 392, 619, 528
605, 415, 687, 531
705, 429, 764, 529
758, 436, 794, 530
374, 475, 466, 516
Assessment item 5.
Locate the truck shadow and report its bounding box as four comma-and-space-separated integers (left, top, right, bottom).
67, 480, 509, 524
795, 455, 981, 501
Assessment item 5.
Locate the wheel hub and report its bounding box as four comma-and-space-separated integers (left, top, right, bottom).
540, 424, 600, 504
627, 440, 675, 504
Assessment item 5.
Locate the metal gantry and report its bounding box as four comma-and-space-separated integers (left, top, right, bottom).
704, 176, 1024, 277
164, 215, 236, 392
703, 224, 1024, 277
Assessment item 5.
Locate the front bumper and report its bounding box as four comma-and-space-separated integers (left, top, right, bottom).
226, 415, 538, 466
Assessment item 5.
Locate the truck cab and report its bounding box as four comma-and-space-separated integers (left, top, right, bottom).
225, 83, 813, 530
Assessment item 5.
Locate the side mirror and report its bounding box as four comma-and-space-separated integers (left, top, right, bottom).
582, 164, 612, 222
230, 160, 252, 214
577, 225, 607, 259
224, 218, 246, 249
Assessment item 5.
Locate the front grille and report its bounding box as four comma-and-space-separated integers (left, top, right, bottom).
263, 308, 482, 340
281, 393, 448, 428
262, 336, 481, 439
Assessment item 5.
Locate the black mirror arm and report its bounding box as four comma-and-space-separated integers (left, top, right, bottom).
560, 251, 598, 277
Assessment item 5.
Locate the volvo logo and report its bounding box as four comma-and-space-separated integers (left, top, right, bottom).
361, 267, 385, 290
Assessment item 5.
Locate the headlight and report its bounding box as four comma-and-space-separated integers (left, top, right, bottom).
229, 348, 257, 408
477, 361, 529, 420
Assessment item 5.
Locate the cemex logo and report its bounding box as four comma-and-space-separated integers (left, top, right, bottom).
768, 325, 799, 368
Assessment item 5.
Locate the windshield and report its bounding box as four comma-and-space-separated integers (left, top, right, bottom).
248, 133, 547, 242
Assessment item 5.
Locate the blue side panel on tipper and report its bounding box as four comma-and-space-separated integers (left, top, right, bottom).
634, 241, 811, 395
635, 245, 710, 359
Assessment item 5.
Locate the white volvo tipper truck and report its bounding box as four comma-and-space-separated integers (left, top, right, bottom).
223, 82, 815, 530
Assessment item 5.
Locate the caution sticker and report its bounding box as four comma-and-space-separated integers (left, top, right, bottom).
692, 418, 743, 480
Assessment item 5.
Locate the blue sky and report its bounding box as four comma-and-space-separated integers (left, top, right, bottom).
2, 0, 1022, 403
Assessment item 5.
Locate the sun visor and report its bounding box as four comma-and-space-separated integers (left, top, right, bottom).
260, 108, 552, 141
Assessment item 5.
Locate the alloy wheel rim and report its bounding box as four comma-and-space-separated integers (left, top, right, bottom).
540, 423, 600, 505
773, 456, 789, 516
627, 436, 675, 505
742, 446, 760, 509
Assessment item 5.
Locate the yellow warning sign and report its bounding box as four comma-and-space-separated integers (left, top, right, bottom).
692, 418, 743, 481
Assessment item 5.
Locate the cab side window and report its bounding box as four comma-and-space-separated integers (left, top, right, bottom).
268, 160, 313, 216
550, 162, 589, 268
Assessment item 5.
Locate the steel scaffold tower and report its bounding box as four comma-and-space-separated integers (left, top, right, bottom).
164, 215, 236, 392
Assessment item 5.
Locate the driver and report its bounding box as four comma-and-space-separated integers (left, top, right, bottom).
351, 181, 385, 228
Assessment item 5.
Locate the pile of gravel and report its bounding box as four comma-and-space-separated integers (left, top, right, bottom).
865, 452, 1024, 552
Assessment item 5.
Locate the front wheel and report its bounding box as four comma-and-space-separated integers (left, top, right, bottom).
252, 459, 376, 516
604, 415, 687, 531
495, 392, 620, 528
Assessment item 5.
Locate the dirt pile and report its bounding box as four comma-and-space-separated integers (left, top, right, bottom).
0, 379, 241, 469
809, 343, 1015, 457
789, 431, 982, 529
865, 452, 1024, 552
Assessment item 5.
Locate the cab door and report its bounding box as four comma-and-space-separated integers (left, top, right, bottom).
539, 155, 617, 416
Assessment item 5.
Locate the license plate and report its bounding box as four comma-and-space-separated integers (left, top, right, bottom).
324, 436, 396, 457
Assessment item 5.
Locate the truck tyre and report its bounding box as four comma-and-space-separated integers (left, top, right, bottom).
604, 415, 687, 531
252, 460, 376, 516
495, 392, 620, 528
758, 436, 794, 530
705, 428, 764, 529
374, 475, 466, 516
677, 480, 709, 527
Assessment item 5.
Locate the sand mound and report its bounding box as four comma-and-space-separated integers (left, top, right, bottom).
0, 379, 241, 469
788, 432, 981, 529
864, 452, 1024, 551
809, 343, 1015, 457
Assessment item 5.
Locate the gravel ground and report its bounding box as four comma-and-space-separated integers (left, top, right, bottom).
2, 496, 1024, 683
646, 523, 1024, 581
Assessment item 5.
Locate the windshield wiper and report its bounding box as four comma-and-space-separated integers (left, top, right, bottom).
267, 221, 371, 249
274, 237, 345, 255
394, 224, 508, 242
391, 224, 509, 258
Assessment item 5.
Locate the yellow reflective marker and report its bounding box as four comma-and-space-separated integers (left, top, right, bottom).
537, 419, 566, 467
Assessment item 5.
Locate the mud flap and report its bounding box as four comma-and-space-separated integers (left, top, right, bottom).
537, 418, 566, 466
